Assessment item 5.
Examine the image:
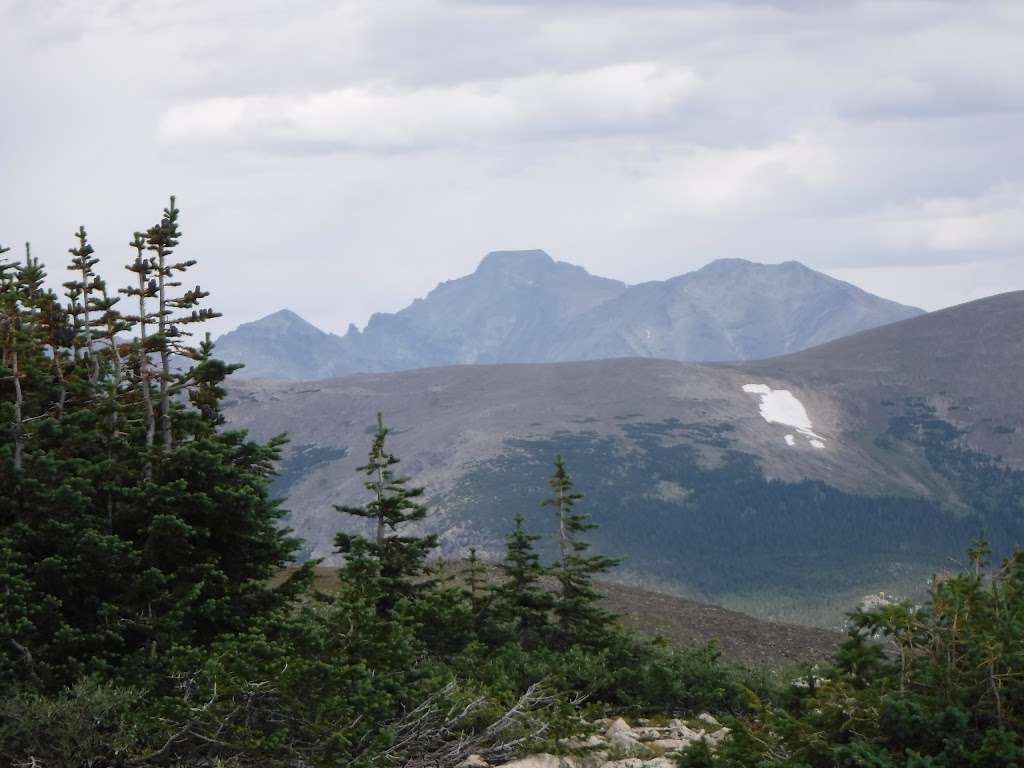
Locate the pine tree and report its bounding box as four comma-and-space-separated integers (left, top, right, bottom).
63, 227, 102, 383
493, 513, 552, 648
0, 242, 24, 471
463, 547, 489, 614
542, 455, 620, 646
0, 201, 307, 692
120, 231, 158, 462
334, 412, 438, 613
144, 196, 220, 452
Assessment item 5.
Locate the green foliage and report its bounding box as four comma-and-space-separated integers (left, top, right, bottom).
0, 679, 150, 768
10, 210, 1021, 768
334, 412, 439, 614
691, 542, 1024, 767
491, 513, 554, 648
543, 455, 621, 647
0, 203, 302, 693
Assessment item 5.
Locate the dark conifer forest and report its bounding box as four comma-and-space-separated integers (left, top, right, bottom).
2, 203, 1023, 766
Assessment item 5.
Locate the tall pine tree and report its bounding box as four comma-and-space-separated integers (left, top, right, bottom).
493, 513, 552, 648
334, 412, 438, 613
542, 455, 620, 647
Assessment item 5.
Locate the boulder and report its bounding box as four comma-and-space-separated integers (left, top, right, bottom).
649, 738, 689, 753
608, 731, 645, 755
499, 755, 579, 768
697, 712, 720, 728
457, 756, 491, 768
558, 734, 607, 750
705, 726, 731, 745
665, 721, 704, 741
605, 718, 632, 737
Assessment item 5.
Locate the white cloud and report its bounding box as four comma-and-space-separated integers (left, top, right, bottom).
159, 62, 699, 150
870, 184, 1024, 254
827, 257, 1024, 312
1, 0, 1022, 336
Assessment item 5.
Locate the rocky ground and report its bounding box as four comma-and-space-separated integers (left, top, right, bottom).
462, 714, 729, 767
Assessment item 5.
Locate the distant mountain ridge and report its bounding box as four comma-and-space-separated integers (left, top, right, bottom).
216, 251, 924, 379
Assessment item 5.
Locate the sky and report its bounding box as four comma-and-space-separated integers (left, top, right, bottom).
1, 0, 1022, 336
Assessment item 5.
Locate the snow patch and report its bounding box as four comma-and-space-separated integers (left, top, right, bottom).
742, 383, 826, 449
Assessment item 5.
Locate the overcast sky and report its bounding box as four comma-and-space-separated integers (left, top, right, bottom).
2, 0, 1022, 336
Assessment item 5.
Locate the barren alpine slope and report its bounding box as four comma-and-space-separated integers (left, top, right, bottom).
224, 292, 1024, 626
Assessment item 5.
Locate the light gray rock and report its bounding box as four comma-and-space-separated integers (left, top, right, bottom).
498, 755, 579, 768
558, 734, 607, 750
705, 726, 731, 745
457, 756, 491, 768
605, 718, 632, 737
608, 731, 646, 755
649, 738, 689, 753
697, 712, 720, 727
602, 758, 676, 768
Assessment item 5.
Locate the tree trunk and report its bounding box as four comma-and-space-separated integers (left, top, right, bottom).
136, 261, 156, 477
81, 262, 98, 386
156, 247, 172, 453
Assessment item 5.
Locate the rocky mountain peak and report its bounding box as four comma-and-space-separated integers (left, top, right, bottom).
475, 249, 556, 275
237, 309, 326, 337
214, 252, 925, 379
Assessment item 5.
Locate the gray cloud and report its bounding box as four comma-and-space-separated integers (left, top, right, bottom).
0, 0, 1021, 335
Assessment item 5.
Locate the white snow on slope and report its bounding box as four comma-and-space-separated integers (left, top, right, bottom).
742, 384, 826, 449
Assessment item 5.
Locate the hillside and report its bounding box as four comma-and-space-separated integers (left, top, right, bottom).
290, 566, 842, 668
215, 251, 922, 379
223, 292, 1024, 626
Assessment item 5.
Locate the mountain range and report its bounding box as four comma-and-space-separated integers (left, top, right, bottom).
215, 251, 923, 379
222, 291, 1024, 626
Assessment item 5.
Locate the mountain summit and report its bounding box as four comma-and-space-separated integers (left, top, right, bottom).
215, 252, 923, 379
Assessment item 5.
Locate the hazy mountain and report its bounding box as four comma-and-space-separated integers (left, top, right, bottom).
212, 309, 347, 380
215, 251, 922, 379
223, 292, 1024, 626
550, 258, 925, 362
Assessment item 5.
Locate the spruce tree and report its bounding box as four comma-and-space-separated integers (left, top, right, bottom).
542, 455, 620, 646
334, 412, 438, 613
0, 200, 307, 692
0, 243, 24, 471
493, 513, 552, 648
144, 196, 220, 452
463, 547, 489, 614
63, 226, 101, 383
120, 231, 158, 461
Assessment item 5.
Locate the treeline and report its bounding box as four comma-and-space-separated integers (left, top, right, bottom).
0, 201, 746, 765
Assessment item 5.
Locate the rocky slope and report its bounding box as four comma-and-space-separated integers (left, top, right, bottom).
215, 251, 922, 379
223, 292, 1024, 625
